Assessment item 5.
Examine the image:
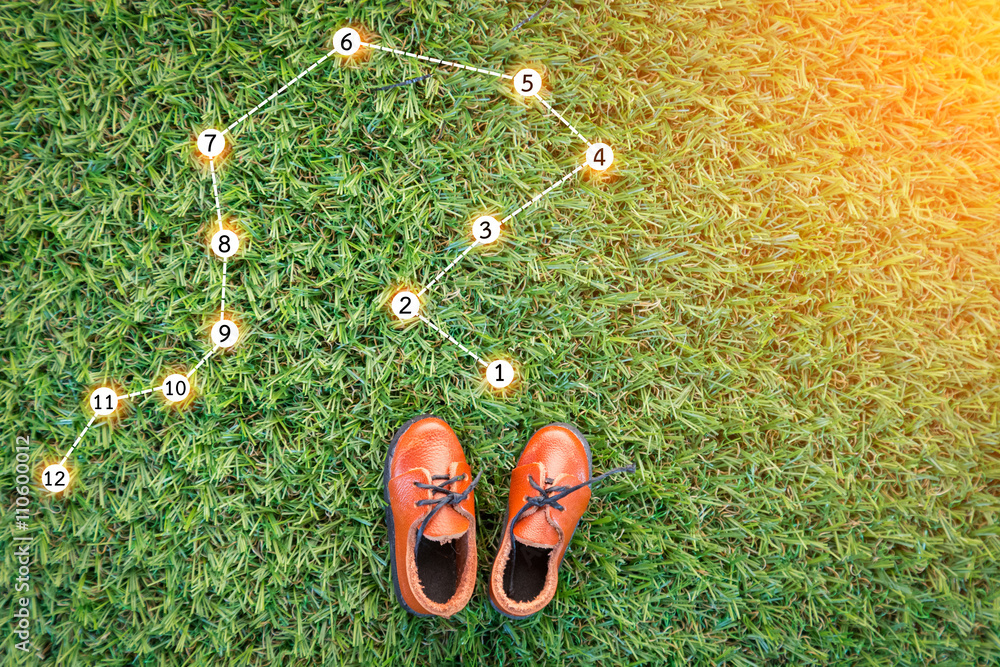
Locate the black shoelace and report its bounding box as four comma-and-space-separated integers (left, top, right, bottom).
413, 472, 483, 550
506, 463, 636, 591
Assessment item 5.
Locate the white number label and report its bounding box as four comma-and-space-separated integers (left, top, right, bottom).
487, 360, 514, 389
89, 387, 118, 416
197, 128, 226, 158
161, 374, 191, 403
514, 69, 542, 97
391, 291, 420, 320
210, 229, 240, 259
211, 319, 240, 348
42, 463, 70, 493
333, 27, 361, 56
474, 215, 501, 244
586, 142, 614, 171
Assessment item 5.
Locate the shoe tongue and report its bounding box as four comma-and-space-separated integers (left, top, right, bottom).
513, 512, 560, 548
510, 465, 564, 548
421, 506, 469, 542
417, 465, 471, 542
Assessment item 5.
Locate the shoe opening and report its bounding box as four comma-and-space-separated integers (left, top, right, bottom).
503, 541, 553, 603
417, 534, 468, 604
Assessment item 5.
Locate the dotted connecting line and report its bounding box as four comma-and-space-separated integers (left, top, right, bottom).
537, 97, 591, 147
364, 42, 513, 80
224, 51, 336, 135
188, 345, 221, 379
49, 27, 613, 487
418, 242, 482, 297
412, 162, 585, 301
409, 162, 588, 373
221, 258, 227, 315
209, 159, 223, 230
502, 163, 585, 225
59, 415, 96, 466
54, 155, 234, 470
419, 315, 488, 367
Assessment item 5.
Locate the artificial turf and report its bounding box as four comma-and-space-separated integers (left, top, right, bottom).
3, 0, 1000, 664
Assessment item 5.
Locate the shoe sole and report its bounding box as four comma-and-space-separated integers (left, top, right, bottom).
488, 422, 592, 620
384, 414, 440, 618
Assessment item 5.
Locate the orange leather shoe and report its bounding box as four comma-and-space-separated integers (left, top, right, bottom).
384, 415, 481, 618
489, 423, 634, 618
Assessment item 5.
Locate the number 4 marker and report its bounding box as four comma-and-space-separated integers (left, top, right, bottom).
586, 142, 614, 171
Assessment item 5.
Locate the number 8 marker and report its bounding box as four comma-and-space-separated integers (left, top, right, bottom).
210, 229, 240, 259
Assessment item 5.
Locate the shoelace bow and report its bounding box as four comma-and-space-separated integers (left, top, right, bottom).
507, 463, 636, 590
413, 471, 483, 548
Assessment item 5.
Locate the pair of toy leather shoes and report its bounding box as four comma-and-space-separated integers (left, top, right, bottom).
383, 415, 633, 619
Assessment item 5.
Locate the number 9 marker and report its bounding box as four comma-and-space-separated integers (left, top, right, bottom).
211, 319, 240, 348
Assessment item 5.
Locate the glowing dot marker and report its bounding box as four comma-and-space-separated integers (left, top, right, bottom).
473, 215, 501, 244
513, 68, 542, 97
161, 374, 191, 403
211, 319, 240, 348
586, 142, 614, 171
334, 27, 361, 56
486, 360, 515, 389
210, 229, 239, 259
391, 291, 420, 320
89, 387, 118, 416
197, 128, 226, 158
42, 463, 70, 493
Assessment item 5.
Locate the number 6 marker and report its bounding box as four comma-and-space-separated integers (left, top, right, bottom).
334, 27, 361, 56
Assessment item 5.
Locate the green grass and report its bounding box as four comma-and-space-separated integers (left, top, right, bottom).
3, 0, 1000, 664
